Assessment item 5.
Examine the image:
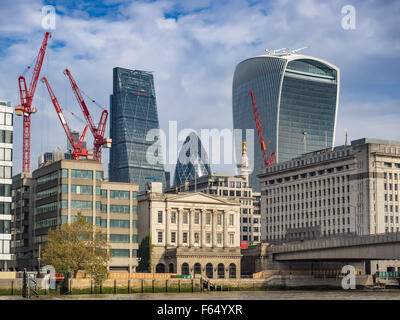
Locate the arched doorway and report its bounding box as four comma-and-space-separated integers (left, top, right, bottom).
169, 263, 174, 273
229, 263, 236, 278
194, 263, 201, 276
181, 263, 189, 275
206, 263, 213, 278
156, 263, 165, 273
217, 263, 225, 278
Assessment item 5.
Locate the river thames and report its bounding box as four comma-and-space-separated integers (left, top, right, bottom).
3, 290, 400, 300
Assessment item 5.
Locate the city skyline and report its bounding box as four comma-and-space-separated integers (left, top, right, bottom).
0, 0, 399, 180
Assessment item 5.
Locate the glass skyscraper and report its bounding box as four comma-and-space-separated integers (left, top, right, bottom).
173, 132, 212, 186
232, 52, 340, 191
109, 67, 166, 191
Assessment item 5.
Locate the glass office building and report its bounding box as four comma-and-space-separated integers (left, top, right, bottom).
173, 132, 212, 186
232, 53, 340, 191
109, 67, 166, 191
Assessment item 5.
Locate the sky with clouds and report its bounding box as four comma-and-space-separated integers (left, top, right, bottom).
0, 0, 399, 181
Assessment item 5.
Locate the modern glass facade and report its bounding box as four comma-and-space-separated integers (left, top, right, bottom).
109, 67, 166, 191
232, 54, 339, 191
173, 132, 212, 186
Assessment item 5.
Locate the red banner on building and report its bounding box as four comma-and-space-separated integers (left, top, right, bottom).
240, 241, 248, 249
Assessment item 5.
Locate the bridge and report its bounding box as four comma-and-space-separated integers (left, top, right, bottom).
241, 233, 400, 275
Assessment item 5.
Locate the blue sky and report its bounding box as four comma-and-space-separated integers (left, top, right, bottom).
0, 0, 399, 178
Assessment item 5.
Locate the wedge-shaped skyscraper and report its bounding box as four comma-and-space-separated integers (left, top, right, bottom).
232, 51, 340, 191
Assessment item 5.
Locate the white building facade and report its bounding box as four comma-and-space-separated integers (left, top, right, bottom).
259, 138, 400, 243
0, 101, 13, 270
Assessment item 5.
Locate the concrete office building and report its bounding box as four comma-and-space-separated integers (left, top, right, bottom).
137, 182, 242, 278
11, 159, 139, 272
0, 101, 13, 270
109, 67, 166, 191
259, 138, 400, 243
233, 51, 340, 191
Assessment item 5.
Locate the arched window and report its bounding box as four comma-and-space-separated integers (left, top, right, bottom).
156, 263, 165, 273
217, 263, 225, 278
181, 263, 189, 275
229, 263, 236, 278
206, 263, 213, 278
169, 263, 174, 273
194, 263, 201, 275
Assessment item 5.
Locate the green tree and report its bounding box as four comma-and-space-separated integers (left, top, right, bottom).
41, 213, 111, 284
137, 235, 154, 272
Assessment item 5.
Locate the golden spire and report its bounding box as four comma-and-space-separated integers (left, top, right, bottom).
242, 141, 247, 155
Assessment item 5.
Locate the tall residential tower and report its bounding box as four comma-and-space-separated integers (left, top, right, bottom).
109, 67, 166, 191
232, 51, 340, 191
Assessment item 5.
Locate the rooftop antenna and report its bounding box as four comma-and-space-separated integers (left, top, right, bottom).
290, 46, 308, 54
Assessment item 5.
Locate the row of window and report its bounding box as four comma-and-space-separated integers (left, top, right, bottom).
267, 218, 351, 232
242, 226, 260, 232
267, 201, 351, 214
101, 190, 138, 199
158, 211, 235, 226
111, 249, 137, 257
61, 169, 102, 180
109, 234, 137, 243
266, 176, 350, 193
268, 208, 350, 222
267, 150, 351, 173
0, 184, 11, 197
157, 231, 235, 245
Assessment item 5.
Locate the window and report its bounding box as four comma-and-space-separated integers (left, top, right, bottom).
71, 169, 93, 179
111, 249, 129, 257
229, 234, 234, 245
158, 211, 163, 223
194, 232, 199, 244
109, 220, 130, 228
206, 212, 211, 224
206, 233, 211, 244
217, 214, 222, 225
171, 232, 176, 243
158, 231, 163, 243
194, 212, 200, 224
183, 232, 188, 244
229, 214, 234, 226
109, 234, 129, 243
183, 212, 188, 224
217, 233, 222, 244
171, 211, 176, 224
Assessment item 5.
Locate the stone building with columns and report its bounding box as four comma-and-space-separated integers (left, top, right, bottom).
137, 181, 242, 278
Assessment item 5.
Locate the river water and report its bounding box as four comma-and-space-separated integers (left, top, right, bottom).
3, 289, 400, 300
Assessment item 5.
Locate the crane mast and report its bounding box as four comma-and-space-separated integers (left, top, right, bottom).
63, 69, 111, 163
249, 90, 276, 167
41, 77, 89, 160
15, 32, 51, 172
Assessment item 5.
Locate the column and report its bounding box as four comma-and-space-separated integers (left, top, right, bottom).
212, 210, 216, 248
165, 208, 169, 247
189, 209, 193, 247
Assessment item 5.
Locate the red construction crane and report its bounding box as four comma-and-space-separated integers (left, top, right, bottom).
249, 90, 276, 167
41, 77, 89, 160
15, 32, 51, 172
63, 69, 111, 163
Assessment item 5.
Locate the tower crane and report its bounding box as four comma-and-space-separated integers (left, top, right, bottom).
63, 69, 111, 163
41, 77, 89, 159
249, 90, 276, 167
15, 32, 51, 172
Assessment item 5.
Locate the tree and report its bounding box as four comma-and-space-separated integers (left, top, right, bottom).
137, 235, 154, 272
41, 213, 111, 284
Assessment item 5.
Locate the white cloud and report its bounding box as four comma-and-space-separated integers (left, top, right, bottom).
0, 0, 399, 179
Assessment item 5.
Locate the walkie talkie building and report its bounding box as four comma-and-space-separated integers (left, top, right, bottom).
232, 52, 340, 191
